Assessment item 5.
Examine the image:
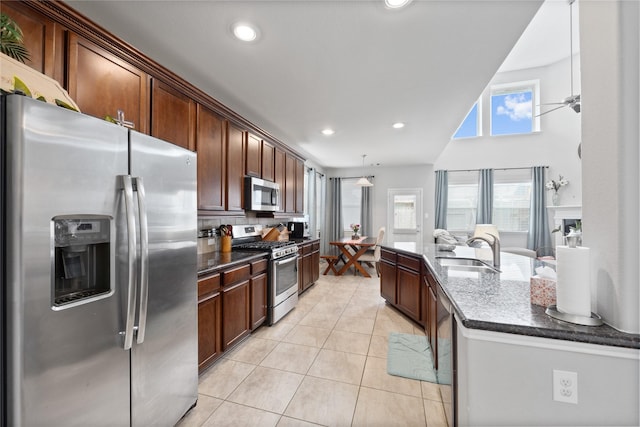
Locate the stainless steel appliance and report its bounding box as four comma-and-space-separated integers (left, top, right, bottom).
245, 176, 280, 211
437, 285, 457, 427
232, 225, 298, 324
288, 217, 310, 239
1, 94, 198, 426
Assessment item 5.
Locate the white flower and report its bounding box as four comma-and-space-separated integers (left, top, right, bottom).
545, 175, 569, 192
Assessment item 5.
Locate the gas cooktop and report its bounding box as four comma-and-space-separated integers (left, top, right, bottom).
231, 224, 298, 259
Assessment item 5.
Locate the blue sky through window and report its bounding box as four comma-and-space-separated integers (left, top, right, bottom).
491, 91, 533, 135
453, 103, 478, 139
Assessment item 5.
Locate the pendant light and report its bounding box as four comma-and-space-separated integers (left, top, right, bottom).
355, 154, 373, 187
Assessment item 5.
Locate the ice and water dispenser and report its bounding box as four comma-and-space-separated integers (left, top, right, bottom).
53, 216, 112, 307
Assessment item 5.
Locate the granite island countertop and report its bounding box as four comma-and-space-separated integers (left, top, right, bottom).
383, 242, 640, 349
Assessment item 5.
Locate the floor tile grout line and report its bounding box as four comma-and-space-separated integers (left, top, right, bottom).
194, 273, 439, 427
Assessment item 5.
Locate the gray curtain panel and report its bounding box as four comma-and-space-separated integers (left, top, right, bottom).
476, 169, 494, 224
326, 177, 343, 255
434, 170, 448, 230
527, 166, 553, 256
360, 177, 373, 237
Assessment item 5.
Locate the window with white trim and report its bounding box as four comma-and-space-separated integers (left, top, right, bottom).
446, 171, 478, 232
341, 178, 362, 235
492, 169, 531, 232
490, 80, 540, 136
453, 101, 481, 139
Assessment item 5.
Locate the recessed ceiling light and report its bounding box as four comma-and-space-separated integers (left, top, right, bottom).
385, 0, 412, 9
321, 129, 335, 136
232, 22, 258, 42
392, 122, 405, 129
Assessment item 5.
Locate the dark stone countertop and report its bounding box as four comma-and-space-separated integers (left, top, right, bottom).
197, 250, 269, 276
382, 243, 640, 350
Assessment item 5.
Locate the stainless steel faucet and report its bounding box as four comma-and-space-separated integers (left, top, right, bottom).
467, 233, 500, 269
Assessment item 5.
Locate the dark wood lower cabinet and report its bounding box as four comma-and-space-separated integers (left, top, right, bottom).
197, 273, 221, 372
198, 257, 269, 372
297, 239, 320, 293
222, 280, 250, 350
380, 260, 397, 304
380, 248, 441, 366
397, 266, 421, 320
197, 293, 221, 371
427, 281, 438, 367
250, 272, 267, 330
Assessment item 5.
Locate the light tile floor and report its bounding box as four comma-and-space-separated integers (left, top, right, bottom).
178, 266, 448, 427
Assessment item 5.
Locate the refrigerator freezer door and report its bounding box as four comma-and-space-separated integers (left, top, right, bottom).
4, 95, 131, 426
129, 131, 198, 426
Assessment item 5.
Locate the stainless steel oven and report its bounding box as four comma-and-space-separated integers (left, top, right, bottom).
232, 225, 298, 325
270, 248, 299, 325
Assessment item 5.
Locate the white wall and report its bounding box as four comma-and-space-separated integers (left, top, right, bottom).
435, 57, 583, 207
457, 323, 640, 426
434, 57, 583, 248
580, 0, 640, 334
325, 164, 434, 246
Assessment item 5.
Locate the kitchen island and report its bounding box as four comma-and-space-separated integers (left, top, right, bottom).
381, 243, 640, 427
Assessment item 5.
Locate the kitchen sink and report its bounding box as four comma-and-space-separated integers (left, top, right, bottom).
436, 256, 500, 273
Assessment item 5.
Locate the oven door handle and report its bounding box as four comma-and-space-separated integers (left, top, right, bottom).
274, 255, 298, 267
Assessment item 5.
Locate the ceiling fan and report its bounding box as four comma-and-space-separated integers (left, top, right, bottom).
537, 0, 580, 117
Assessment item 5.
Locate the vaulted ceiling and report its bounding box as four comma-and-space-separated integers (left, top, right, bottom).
66, 0, 561, 168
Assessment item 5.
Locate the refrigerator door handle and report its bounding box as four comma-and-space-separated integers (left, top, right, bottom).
134, 177, 149, 344
119, 175, 138, 350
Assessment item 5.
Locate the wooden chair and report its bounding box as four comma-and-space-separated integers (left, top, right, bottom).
320, 255, 339, 275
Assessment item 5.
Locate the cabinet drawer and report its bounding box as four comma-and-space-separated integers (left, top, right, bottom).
381, 248, 397, 263
398, 254, 421, 272
302, 244, 312, 255
251, 258, 268, 275
311, 241, 320, 252
222, 264, 251, 286
198, 273, 220, 299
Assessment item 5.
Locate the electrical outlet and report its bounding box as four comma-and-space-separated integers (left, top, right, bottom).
553, 370, 578, 404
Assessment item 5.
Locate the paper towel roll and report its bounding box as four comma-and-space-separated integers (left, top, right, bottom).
555, 245, 591, 317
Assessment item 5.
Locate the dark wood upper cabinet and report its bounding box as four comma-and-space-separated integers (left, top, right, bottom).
226, 123, 246, 212
274, 148, 286, 213
245, 133, 261, 178
295, 157, 304, 213
67, 34, 148, 133
285, 153, 297, 213
261, 141, 275, 182
3, 1, 64, 85
12, 1, 307, 213
151, 79, 196, 150
197, 104, 226, 211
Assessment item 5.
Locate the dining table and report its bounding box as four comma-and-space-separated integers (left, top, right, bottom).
329, 236, 378, 278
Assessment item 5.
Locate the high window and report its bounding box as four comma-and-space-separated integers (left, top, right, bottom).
453, 101, 481, 139
490, 80, 540, 136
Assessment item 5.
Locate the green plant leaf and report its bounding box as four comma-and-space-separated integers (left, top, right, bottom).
1, 13, 31, 63
1, 42, 30, 63
55, 99, 79, 112
13, 76, 32, 97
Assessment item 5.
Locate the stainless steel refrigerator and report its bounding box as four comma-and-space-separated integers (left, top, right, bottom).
1, 94, 198, 426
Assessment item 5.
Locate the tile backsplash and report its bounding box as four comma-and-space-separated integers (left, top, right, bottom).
197, 214, 300, 254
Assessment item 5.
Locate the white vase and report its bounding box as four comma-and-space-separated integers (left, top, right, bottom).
552, 191, 560, 206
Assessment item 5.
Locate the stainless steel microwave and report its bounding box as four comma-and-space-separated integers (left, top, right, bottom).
245, 176, 280, 211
